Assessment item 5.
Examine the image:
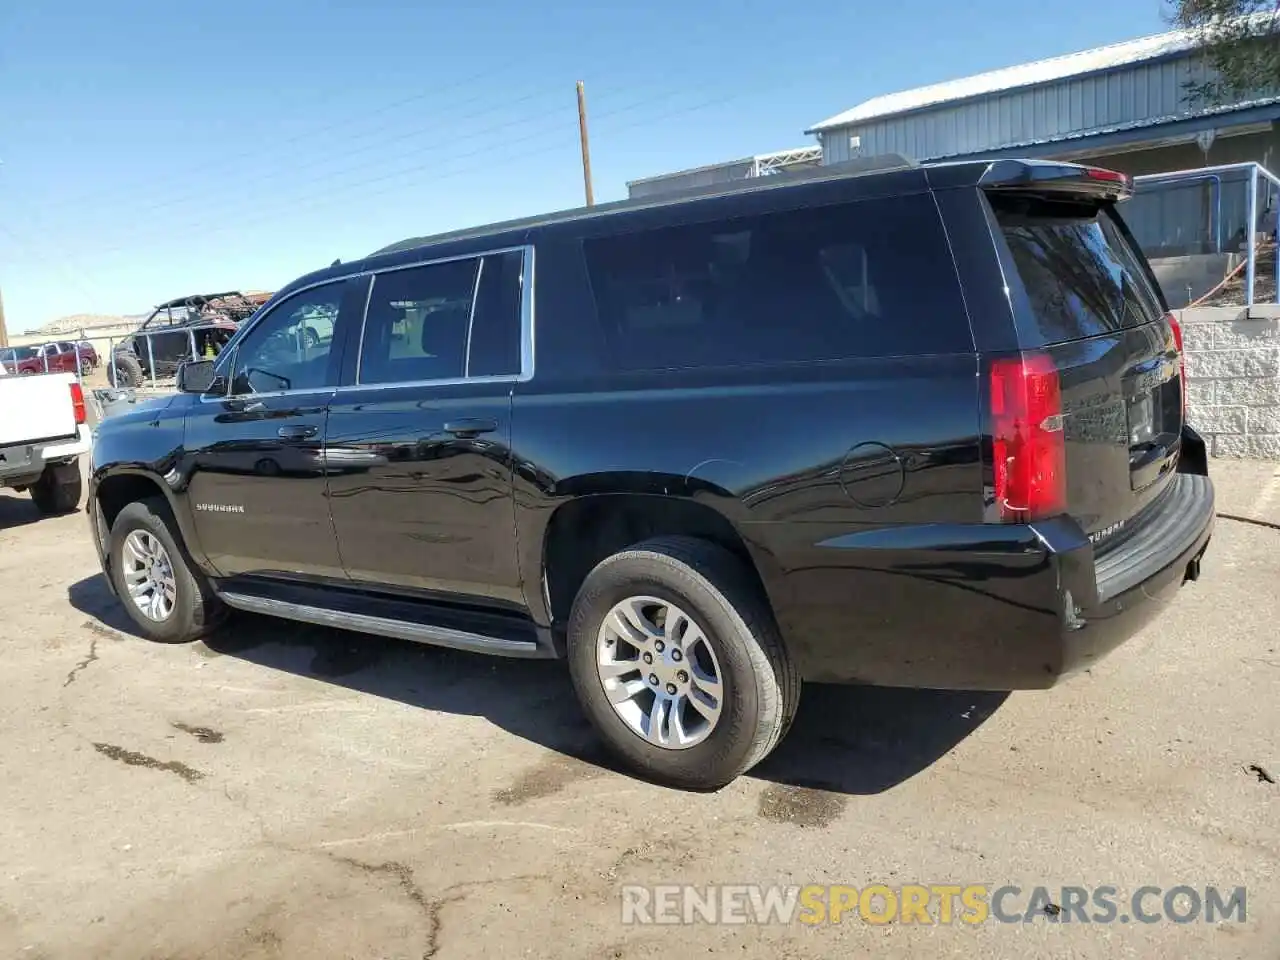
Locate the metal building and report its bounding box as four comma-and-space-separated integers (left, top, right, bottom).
626, 147, 822, 199
806, 27, 1280, 176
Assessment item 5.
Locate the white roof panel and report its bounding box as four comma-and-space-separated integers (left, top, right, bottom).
808, 28, 1197, 133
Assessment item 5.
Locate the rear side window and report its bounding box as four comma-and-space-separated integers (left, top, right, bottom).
360, 260, 478, 384
467, 250, 524, 378
989, 193, 1166, 345
358, 251, 525, 384
582, 193, 971, 370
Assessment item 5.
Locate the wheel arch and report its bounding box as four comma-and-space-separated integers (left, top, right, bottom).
93, 467, 213, 575
537, 492, 786, 653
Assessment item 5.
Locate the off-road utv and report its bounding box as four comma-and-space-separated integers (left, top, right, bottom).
109, 291, 268, 387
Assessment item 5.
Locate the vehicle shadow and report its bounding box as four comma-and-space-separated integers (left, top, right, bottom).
68, 573, 1007, 795
0, 491, 52, 532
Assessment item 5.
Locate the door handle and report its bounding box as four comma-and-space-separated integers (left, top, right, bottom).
278, 424, 319, 440
443, 418, 498, 438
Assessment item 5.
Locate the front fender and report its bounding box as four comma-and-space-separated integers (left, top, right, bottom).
88, 393, 213, 576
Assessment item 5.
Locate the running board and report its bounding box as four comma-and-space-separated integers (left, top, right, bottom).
216, 590, 547, 658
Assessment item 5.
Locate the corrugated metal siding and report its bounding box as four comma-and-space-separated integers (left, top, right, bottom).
821, 53, 1209, 163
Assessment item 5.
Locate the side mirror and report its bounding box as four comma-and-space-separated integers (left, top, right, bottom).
176, 359, 220, 394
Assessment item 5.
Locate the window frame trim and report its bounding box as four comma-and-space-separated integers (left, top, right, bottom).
200, 275, 356, 403
346, 244, 534, 392
201, 243, 535, 402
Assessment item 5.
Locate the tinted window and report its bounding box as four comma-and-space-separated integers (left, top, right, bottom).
582, 194, 970, 369
229, 282, 344, 395
357, 252, 525, 384
359, 260, 478, 384
468, 250, 524, 377
990, 194, 1165, 345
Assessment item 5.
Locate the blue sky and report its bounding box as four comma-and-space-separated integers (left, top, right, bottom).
0, 0, 1167, 331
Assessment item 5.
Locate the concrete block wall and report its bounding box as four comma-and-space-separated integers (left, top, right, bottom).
1179, 306, 1280, 459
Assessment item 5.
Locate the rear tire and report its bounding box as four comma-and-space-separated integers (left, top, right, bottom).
109, 352, 144, 388
30, 462, 82, 515
108, 497, 225, 643
567, 536, 799, 790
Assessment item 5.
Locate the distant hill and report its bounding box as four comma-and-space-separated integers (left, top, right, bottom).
27, 291, 275, 337
29, 313, 145, 336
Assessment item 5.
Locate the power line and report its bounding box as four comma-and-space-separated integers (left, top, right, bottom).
37, 6, 778, 219
15, 28, 832, 288
64, 77, 717, 258
40, 58, 531, 214
91, 87, 757, 260
0, 220, 103, 309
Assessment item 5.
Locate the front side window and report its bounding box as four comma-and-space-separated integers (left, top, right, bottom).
228, 282, 344, 395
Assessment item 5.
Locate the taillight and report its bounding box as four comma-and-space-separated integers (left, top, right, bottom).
990, 352, 1066, 523
1166, 311, 1187, 420
70, 382, 86, 425
1082, 166, 1130, 185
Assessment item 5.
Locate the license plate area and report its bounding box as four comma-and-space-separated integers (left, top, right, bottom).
0, 445, 34, 470
1126, 366, 1180, 492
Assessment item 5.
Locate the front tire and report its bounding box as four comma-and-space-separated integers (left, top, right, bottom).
567, 536, 799, 790
108, 497, 224, 643
30, 462, 82, 515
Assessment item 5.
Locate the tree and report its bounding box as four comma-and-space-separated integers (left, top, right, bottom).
1169, 0, 1280, 104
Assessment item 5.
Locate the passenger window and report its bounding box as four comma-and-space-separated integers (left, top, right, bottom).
583, 194, 971, 368
229, 283, 343, 395
359, 260, 478, 384
467, 250, 525, 377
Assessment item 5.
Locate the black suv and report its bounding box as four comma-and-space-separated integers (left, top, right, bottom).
87, 158, 1214, 789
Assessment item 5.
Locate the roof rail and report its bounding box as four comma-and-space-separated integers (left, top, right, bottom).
372, 152, 922, 256
818, 153, 919, 175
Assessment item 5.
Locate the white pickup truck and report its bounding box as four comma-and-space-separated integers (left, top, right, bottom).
0, 364, 90, 514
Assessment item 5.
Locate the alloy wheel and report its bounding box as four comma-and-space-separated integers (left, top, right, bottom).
121, 530, 178, 622
595, 596, 724, 749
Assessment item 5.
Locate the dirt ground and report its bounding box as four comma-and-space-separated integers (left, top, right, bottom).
1, 453, 1277, 959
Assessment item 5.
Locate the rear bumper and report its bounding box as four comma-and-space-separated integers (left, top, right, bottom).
0, 425, 91, 485
755, 473, 1214, 690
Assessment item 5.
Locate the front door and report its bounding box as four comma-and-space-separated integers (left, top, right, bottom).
325, 248, 528, 607
184, 276, 365, 580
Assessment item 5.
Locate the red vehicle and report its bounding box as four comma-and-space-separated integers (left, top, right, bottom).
0, 343, 96, 377
49, 340, 99, 374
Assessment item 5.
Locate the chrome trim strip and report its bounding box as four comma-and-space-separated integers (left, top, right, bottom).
463, 257, 485, 379
330, 375, 517, 394
354, 272, 376, 385
521, 244, 535, 382
216, 591, 545, 658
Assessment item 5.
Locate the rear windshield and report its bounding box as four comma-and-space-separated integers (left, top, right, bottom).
989, 193, 1166, 346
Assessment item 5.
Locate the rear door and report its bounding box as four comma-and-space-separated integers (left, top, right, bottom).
985, 189, 1182, 547
325, 248, 528, 607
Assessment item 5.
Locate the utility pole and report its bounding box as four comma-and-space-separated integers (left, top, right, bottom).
0, 286, 8, 348
576, 81, 595, 207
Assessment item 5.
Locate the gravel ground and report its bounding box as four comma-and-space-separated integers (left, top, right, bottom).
0, 456, 1276, 959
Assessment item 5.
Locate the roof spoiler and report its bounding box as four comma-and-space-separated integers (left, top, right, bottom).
976, 160, 1134, 201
